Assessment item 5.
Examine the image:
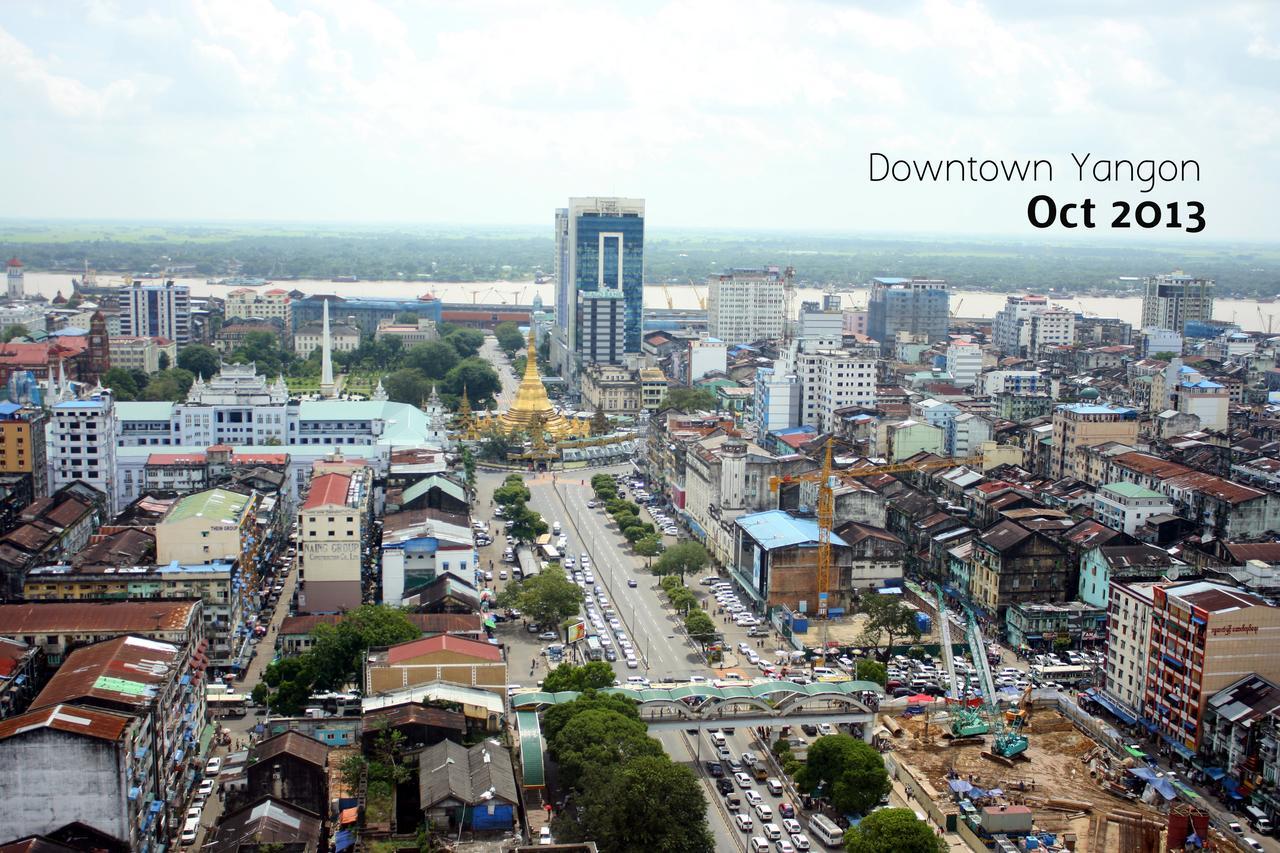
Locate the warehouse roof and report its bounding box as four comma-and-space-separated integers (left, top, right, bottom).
736, 510, 849, 550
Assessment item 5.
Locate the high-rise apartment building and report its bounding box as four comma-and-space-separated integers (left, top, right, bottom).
993, 294, 1075, 357
707, 268, 786, 345
551, 197, 645, 381
945, 337, 983, 388
51, 391, 119, 515
119, 279, 191, 345
1141, 273, 1214, 333
867, 278, 949, 351
797, 350, 876, 433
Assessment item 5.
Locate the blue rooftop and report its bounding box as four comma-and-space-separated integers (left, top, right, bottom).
1058, 403, 1136, 416
772, 426, 817, 437
736, 510, 849, 550
873, 277, 911, 284
53, 399, 110, 410
0, 402, 22, 417
1182, 380, 1224, 389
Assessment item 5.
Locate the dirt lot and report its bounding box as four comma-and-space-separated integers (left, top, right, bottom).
890, 708, 1166, 852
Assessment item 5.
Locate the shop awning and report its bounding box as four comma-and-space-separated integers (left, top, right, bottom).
1203, 767, 1226, 781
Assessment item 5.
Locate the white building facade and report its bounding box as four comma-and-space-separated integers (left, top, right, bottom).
51, 391, 120, 515
707, 268, 786, 345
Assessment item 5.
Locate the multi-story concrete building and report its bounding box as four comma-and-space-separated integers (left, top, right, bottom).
374, 317, 438, 346
945, 337, 983, 388
707, 267, 786, 345
295, 319, 359, 357
1093, 482, 1174, 535
1140, 326, 1183, 358
970, 519, 1071, 620
580, 363, 642, 415
0, 402, 46, 498
1141, 272, 1214, 333
753, 355, 801, 442
108, 336, 176, 375
1175, 378, 1229, 431
797, 350, 875, 433
298, 467, 373, 613
1103, 580, 1163, 723
50, 391, 119, 515
0, 301, 46, 334
0, 634, 204, 849
156, 487, 261, 566
876, 419, 944, 462
867, 278, 949, 351
23, 560, 249, 669
1050, 403, 1139, 481
292, 294, 442, 336
978, 370, 1050, 396
1145, 581, 1280, 754
993, 294, 1075, 357
0, 599, 203, 668
118, 279, 191, 345
225, 287, 292, 328
551, 197, 645, 381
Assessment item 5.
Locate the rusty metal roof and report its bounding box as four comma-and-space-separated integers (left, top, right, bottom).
249, 730, 329, 770
32, 635, 182, 710
0, 600, 198, 634
0, 702, 131, 743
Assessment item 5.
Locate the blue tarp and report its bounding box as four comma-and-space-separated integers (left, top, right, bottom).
949, 779, 973, 793
335, 830, 355, 852
1130, 767, 1177, 800
1203, 766, 1226, 781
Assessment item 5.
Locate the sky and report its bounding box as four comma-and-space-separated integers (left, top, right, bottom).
2, 1, 1278, 240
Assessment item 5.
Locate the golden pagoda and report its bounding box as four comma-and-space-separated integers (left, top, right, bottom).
496, 327, 576, 439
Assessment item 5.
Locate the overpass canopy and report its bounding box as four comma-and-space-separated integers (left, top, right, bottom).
510, 679, 883, 710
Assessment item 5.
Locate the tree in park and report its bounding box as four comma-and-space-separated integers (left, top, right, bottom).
541, 690, 641, 744
141, 368, 196, 401
684, 608, 717, 647
795, 734, 890, 817
383, 368, 435, 407
562, 755, 715, 853
498, 565, 583, 630
633, 535, 661, 565
622, 524, 650, 544
444, 327, 485, 359
494, 321, 525, 356
855, 658, 888, 687
651, 541, 710, 582
856, 593, 924, 662
541, 661, 617, 693
843, 808, 945, 853
548, 709, 663, 789
101, 367, 140, 401
404, 340, 459, 380
659, 386, 718, 413
177, 344, 222, 379
444, 357, 501, 408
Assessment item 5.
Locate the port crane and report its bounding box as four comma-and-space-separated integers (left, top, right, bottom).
768, 441, 984, 650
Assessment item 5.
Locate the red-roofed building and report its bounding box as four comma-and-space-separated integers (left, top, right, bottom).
0, 336, 93, 387
365, 634, 507, 697
299, 467, 373, 614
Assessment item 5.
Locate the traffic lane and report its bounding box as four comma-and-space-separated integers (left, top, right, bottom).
695, 724, 797, 843
662, 731, 746, 852
553, 480, 703, 677
529, 480, 687, 676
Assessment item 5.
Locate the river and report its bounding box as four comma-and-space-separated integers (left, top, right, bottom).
19, 272, 1277, 333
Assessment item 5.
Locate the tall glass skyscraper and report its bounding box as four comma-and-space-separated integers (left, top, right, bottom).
551, 197, 645, 380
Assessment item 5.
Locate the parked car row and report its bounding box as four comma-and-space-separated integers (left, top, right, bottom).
704, 576, 760, 628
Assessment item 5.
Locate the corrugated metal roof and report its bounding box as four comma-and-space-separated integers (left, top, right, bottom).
736, 510, 849, 550
0, 600, 197, 634
33, 635, 181, 709
0, 702, 131, 743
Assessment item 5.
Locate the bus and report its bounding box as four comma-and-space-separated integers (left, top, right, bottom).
808, 814, 845, 848
538, 544, 561, 563
585, 635, 603, 661
1030, 664, 1093, 685
308, 691, 362, 717
206, 693, 248, 719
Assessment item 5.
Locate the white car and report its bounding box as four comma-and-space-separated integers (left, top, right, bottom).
790, 835, 811, 851
756, 804, 773, 821
735, 772, 753, 788
744, 789, 763, 806
782, 818, 803, 836
1243, 839, 1265, 852
735, 814, 754, 832
197, 778, 214, 797
204, 756, 222, 776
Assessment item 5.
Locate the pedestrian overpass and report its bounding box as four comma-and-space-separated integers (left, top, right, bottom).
511, 679, 884, 741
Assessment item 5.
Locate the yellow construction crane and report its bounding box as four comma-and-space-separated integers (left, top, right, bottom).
769, 443, 984, 647
662, 282, 675, 310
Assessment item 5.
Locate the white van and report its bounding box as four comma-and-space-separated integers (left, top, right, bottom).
552, 521, 562, 535
808, 814, 845, 847
180, 817, 200, 845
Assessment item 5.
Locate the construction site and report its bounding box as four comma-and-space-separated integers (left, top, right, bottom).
879, 701, 1240, 852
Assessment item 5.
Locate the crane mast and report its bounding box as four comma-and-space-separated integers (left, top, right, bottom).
816, 440, 834, 635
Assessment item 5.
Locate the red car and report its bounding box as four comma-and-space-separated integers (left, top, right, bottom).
778, 802, 795, 819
